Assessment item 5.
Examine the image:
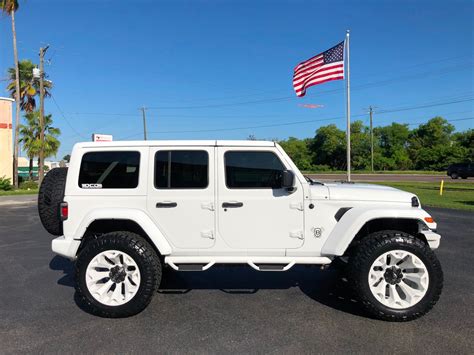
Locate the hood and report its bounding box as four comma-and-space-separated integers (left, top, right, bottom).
313, 183, 416, 204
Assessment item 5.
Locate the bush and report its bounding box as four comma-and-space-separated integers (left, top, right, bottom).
20, 180, 38, 190
308, 164, 332, 172
0, 176, 13, 191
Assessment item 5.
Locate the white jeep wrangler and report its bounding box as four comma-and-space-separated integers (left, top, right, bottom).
38, 140, 443, 320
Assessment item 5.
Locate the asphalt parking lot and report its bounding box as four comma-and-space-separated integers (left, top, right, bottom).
0, 199, 473, 353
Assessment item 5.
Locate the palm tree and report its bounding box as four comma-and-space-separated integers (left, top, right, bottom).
1, 0, 21, 188
19, 111, 60, 179
6, 60, 52, 112
18, 114, 39, 180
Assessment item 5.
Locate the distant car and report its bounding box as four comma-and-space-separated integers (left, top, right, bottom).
447, 163, 474, 179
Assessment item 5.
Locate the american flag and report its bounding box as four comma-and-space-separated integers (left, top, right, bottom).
293, 41, 345, 97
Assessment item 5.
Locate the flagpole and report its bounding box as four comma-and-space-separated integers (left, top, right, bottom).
345, 30, 351, 182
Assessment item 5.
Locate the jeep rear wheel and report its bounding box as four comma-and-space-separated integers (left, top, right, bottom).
349, 230, 443, 321
75, 231, 161, 318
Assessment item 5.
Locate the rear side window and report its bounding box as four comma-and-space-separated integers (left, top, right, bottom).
225, 151, 285, 189
79, 151, 140, 189
155, 150, 208, 189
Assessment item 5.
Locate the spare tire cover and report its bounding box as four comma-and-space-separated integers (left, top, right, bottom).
38, 167, 68, 236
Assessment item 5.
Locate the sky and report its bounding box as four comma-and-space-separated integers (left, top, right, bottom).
0, 0, 473, 159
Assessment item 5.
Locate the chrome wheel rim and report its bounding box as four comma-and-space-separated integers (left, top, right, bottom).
85, 250, 141, 306
368, 250, 429, 309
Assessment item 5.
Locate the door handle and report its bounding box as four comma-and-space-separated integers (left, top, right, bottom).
156, 202, 177, 208
222, 202, 243, 208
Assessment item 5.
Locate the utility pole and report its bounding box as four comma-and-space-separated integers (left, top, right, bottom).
38, 45, 49, 184
369, 106, 374, 172
141, 107, 148, 140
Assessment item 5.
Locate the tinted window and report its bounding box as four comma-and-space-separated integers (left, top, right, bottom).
79, 151, 140, 189
225, 151, 285, 188
155, 150, 208, 189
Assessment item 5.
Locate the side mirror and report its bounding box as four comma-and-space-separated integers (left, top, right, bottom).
281, 170, 295, 189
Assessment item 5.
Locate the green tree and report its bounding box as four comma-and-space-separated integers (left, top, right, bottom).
453, 129, 474, 161
7, 60, 52, 112
1, 0, 21, 187
19, 111, 61, 179
309, 124, 346, 169
350, 120, 371, 170
374, 122, 411, 170
408, 117, 465, 170
279, 137, 314, 170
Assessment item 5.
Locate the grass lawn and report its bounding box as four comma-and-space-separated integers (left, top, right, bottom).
371, 181, 474, 211
1, 182, 471, 211
303, 170, 446, 175
0, 189, 38, 196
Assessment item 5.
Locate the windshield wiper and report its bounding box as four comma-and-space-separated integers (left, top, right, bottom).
304, 175, 324, 185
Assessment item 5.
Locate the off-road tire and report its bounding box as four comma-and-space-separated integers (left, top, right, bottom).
348, 230, 443, 321
38, 167, 68, 236
450, 172, 459, 179
75, 231, 162, 318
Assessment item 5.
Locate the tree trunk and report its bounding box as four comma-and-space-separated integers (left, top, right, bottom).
39, 47, 46, 184
29, 157, 33, 180
11, 9, 21, 189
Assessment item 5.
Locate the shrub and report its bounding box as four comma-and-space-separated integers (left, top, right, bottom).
20, 180, 38, 190
0, 176, 13, 191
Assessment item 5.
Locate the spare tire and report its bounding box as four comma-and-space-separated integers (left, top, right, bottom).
38, 167, 68, 236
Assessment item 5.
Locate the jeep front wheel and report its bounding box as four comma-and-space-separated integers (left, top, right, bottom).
349, 230, 443, 321
75, 231, 161, 318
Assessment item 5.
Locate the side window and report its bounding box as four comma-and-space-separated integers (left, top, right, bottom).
79, 151, 140, 189
155, 150, 208, 189
225, 151, 285, 189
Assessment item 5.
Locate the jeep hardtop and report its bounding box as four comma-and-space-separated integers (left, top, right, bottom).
38, 140, 443, 320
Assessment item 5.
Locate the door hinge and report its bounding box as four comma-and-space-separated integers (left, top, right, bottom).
201, 230, 215, 239
201, 202, 215, 211
289, 231, 304, 240
290, 202, 304, 211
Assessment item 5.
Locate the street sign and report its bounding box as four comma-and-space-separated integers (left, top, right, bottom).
92, 134, 113, 142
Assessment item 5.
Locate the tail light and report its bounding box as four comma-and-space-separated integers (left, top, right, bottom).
60, 202, 68, 221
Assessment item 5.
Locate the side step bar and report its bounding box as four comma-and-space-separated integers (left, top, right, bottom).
168, 262, 216, 272
165, 256, 332, 272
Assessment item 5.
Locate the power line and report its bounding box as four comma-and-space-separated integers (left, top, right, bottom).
119, 116, 345, 139
377, 97, 474, 115
62, 90, 473, 121
143, 62, 473, 110
120, 116, 474, 140
50, 95, 88, 139
146, 96, 294, 110
118, 97, 474, 139
57, 58, 473, 117
135, 55, 472, 106
408, 117, 474, 126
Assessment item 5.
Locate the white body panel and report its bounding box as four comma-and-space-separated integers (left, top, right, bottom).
215, 146, 304, 250
52, 140, 440, 264
146, 146, 216, 250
